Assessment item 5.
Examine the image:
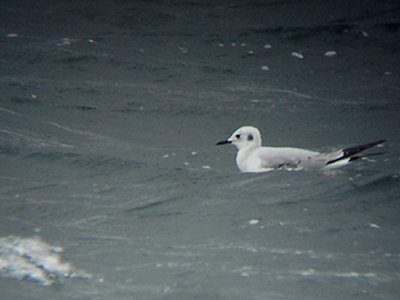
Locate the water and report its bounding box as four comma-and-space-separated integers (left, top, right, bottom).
1, 1, 400, 299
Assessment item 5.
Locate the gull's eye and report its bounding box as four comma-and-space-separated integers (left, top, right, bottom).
248, 134, 253, 141
235, 134, 241, 139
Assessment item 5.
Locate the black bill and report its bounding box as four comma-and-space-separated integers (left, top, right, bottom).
216, 140, 231, 145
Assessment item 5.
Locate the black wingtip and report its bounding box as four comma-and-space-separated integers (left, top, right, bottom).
344, 139, 387, 153
369, 139, 387, 146
327, 139, 387, 165
349, 151, 387, 162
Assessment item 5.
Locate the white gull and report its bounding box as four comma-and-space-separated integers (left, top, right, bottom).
216, 126, 386, 173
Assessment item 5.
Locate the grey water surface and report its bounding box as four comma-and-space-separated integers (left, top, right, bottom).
1, 1, 400, 299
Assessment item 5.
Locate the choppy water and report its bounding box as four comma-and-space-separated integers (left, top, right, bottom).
1, 1, 400, 299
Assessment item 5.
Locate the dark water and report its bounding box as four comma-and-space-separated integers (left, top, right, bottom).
1, 1, 400, 299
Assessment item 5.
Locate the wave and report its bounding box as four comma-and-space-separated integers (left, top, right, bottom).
350, 173, 400, 194
0, 235, 91, 286
23, 151, 145, 175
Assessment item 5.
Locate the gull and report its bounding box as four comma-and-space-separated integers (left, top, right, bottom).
216, 126, 386, 173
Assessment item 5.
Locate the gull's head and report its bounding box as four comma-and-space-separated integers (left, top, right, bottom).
216, 126, 262, 150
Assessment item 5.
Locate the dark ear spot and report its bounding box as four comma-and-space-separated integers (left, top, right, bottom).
248, 134, 253, 141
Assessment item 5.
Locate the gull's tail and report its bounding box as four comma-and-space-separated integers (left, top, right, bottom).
326, 139, 387, 166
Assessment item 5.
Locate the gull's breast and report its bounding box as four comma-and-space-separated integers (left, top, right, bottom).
236, 148, 265, 173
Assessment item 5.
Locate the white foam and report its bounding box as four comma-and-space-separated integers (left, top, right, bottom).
0, 235, 92, 286
291, 52, 304, 59
248, 219, 260, 226
324, 50, 337, 57
295, 269, 378, 279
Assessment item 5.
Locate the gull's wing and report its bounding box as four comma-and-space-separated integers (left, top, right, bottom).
252, 140, 386, 171
256, 147, 320, 170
